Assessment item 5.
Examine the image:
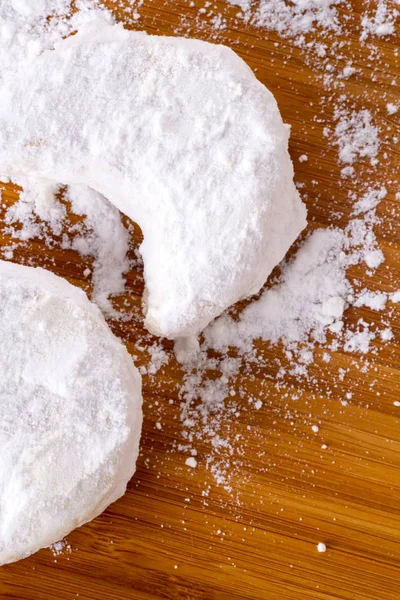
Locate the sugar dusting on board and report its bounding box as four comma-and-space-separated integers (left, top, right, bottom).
49, 538, 72, 560
3, 181, 131, 318
0, 0, 400, 507
65, 185, 131, 318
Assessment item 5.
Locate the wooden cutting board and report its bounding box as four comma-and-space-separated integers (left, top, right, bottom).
1, 1, 400, 599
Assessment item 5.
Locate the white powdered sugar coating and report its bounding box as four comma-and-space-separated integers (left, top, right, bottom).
0, 19, 306, 339
0, 260, 142, 565
0, 0, 111, 87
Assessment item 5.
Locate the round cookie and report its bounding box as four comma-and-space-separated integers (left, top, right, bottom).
0, 260, 142, 565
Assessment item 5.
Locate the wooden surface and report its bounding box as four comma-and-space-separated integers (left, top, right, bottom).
1, 1, 400, 599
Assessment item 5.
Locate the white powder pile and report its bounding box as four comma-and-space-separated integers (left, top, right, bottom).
360, 0, 399, 41
331, 109, 380, 165
49, 539, 72, 558
205, 228, 351, 351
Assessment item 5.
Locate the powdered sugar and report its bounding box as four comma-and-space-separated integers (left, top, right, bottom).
230, 0, 344, 37
354, 290, 387, 310
142, 341, 169, 375
352, 186, 387, 215
185, 457, 198, 468
360, 0, 399, 41
49, 539, 72, 558
332, 109, 380, 165
205, 228, 350, 351
0, 260, 142, 565
66, 185, 131, 317
4, 181, 131, 318
227, 0, 400, 42
0, 0, 112, 89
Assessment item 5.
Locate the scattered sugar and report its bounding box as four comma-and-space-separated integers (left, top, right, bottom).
233, 0, 344, 38
352, 187, 387, 215
146, 342, 169, 375
380, 328, 394, 341
205, 229, 350, 351
341, 65, 357, 79
354, 291, 387, 311
344, 325, 375, 354
49, 539, 72, 557
332, 109, 380, 165
4, 183, 131, 318
360, 0, 398, 41
317, 542, 327, 553
386, 102, 399, 115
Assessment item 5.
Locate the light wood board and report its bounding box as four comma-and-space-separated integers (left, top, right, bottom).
1, 1, 400, 599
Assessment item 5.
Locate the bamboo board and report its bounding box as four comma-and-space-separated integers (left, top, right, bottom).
0, 1, 400, 599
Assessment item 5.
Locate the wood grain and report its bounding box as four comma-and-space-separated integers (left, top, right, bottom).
1, 1, 400, 599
